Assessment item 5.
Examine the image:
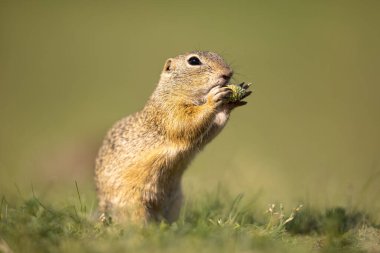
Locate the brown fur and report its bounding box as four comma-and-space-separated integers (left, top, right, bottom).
95, 51, 247, 224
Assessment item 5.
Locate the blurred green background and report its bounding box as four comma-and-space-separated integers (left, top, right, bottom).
0, 1, 379, 218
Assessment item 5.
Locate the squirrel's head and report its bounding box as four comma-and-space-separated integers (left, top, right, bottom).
157, 51, 233, 97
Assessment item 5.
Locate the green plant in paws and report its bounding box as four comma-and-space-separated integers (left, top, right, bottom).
226, 82, 252, 102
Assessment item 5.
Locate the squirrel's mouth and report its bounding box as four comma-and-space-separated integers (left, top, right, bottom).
217, 71, 233, 86
208, 76, 231, 90
203, 74, 233, 96
216, 77, 231, 87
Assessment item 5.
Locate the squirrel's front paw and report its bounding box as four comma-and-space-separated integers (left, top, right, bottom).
207, 85, 232, 107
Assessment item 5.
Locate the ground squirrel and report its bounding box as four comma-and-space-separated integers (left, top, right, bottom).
95, 51, 251, 224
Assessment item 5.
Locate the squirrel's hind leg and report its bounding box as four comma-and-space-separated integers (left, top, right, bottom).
163, 189, 183, 223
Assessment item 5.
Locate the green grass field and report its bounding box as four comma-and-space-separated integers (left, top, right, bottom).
1, 1, 380, 252
1, 187, 379, 253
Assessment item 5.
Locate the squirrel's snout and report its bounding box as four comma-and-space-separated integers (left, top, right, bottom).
221, 71, 233, 83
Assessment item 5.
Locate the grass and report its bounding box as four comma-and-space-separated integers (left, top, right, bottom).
0, 187, 379, 253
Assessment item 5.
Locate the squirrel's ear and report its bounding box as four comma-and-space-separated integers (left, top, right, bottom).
163, 58, 174, 72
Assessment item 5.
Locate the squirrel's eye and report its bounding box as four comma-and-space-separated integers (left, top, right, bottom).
187, 56, 202, 66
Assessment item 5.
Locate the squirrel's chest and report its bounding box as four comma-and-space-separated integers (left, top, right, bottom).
161, 142, 196, 167
141, 143, 193, 199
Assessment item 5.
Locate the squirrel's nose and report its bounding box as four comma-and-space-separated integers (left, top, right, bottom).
221, 71, 233, 82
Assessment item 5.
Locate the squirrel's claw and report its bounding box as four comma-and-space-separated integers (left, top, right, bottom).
241, 90, 252, 99
237, 82, 251, 90
242, 83, 251, 90
233, 101, 248, 107
226, 100, 248, 110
